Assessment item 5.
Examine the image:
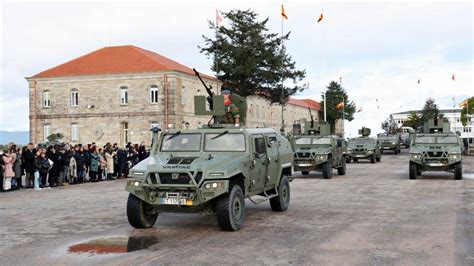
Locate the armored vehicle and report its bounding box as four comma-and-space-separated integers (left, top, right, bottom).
125, 69, 293, 231
400, 127, 415, 148
291, 120, 346, 179
346, 127, 381, 163
378, 133, 401, 154
409, 119, 463, 180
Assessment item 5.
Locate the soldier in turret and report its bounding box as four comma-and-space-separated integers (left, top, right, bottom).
221, 89, 240, 126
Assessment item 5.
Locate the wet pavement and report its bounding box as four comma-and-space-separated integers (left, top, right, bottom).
0, 150, 473, 265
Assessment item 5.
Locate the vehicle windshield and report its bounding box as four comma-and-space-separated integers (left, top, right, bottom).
161, 133, 201, 151
414, 135, 458, 144
379, 135, 398, 141
295, 137, 331, 145
414, 136, 436, 144
204, 133, 246, 151
349, 138, 375, 145
437, 135, 459, 144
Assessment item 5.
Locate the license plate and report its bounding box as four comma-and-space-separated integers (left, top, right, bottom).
298, 163, 313, 167
383, 147, 391, 149
160, 194, 192, 206
429, 163, 444, 167
355, 155, 364, 158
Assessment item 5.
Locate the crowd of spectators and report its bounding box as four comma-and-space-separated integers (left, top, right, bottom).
0, 141, 149, 192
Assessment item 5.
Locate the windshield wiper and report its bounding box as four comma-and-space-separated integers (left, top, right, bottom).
211, 130, 229, 140
166, 131, 181, 140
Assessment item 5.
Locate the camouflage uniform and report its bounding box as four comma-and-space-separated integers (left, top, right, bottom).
222, 103, 240, 124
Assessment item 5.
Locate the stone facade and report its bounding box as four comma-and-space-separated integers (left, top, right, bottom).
27, 72, 319, 147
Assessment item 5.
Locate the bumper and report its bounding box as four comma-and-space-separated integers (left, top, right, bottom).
410, 159, 460, 172
293, 160, 325, 171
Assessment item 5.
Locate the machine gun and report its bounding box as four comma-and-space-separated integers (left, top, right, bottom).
308, 106, 314, 128
193, 68, 214, 110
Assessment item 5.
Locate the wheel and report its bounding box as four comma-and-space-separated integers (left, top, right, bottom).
322, 158, 333, 179
337, 158, 346, 175
409, 163, 417, 180
454, 163, 463, 180
216, 185, 245, 231
398, 148, 401, 154
270, 175, 290, 211
370, 155, 376, 164
127, 194, 158, 228
346, 157, 351, 164
353, 158, 359, 163
376, 155, 381, 162
394, 149, 399, 154
301, 171, 309, 175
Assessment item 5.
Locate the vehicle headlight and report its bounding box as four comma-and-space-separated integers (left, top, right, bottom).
127, 180, 142, 187
410, 153, 422, 160
449, 153, 461, 160
203, 181, 225, 190
392, 142, 396, 145
367, 150, 374, 154
316, 155, 326, 160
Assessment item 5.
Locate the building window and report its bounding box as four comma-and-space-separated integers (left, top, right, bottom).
120, 86, 128, 105
71, 89, 79, 107
121, 122, 129, 145
71, 123, 79, 141
181, 86, 186, 105
43, 124, 51, 142
42, 91, 51, 108
150, 85, 158, 104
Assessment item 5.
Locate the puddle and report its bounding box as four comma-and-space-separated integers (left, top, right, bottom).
68, 236, 159, 255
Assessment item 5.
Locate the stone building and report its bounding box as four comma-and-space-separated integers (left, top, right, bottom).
27, 45, 319, 146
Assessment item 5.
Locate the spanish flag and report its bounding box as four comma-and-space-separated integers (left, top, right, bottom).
281, 4, 288, 19
317, 12, 323, 23
357, 107, 363, 113
336, 101, 344, 109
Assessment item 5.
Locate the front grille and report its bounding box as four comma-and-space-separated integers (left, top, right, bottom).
159, 173, 192, 185
167, 157, 199, 165
354, 149, 366, 153
297, 152, 311, 158
423, 151, 447, 158
194, 172, 203, 184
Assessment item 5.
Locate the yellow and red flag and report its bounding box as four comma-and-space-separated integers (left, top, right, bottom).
281, 4, 288, 19
317, 12, 324, 23
336, 101, 344, 109
216, 9, 222, 26
357, 107, 363, 113
452, 74, 455, 81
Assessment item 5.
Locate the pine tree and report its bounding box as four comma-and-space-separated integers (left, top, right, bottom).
320, 81, 356, 134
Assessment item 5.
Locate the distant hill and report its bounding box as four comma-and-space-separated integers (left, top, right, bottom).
0, 131, 29, 145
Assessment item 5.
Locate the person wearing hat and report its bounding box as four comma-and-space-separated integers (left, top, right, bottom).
221, 89, 240, 126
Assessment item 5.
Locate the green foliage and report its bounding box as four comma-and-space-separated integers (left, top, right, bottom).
200, 9, 306, 104
47, 133, 64, 143
320, 81, 356, 134
460, 97, 474, 126
403, 111, 422, 129
421, 98, 444, 123
381, 115, 399, 133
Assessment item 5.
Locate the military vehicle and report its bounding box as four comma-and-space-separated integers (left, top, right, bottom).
378, 133, 401, 154
400, 127, 415, 148
125, 69, 293, 231
291, 118, 346, 179
346, 127, 381, 163
409, 118, 463, 180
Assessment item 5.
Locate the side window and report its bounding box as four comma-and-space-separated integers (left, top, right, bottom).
268, 136, 277, 146
254, 137, 266, 155
120, 86, 128, 105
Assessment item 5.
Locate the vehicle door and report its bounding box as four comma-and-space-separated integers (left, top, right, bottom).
249, 135, 269, 193
264, 134, 279, 189
335, 138, 344, 165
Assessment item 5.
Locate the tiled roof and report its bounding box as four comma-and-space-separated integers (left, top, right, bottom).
288, 98, 320, 110
32, 45, 215, 79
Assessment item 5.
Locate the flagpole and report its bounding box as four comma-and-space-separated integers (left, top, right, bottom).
215, 9, 219, 93
280, 13, 285, 134
342, 96, 345, 138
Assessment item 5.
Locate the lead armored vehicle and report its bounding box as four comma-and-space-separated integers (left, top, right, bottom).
291, 120, 346, 179
378, 133, 401, 154
409, 119, 463, 180
125, 70, 293, 231
346, 127, 381, 163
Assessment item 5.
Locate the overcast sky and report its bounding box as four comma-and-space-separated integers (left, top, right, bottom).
0, 0, 472, 137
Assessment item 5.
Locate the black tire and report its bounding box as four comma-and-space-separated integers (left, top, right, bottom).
322, 158, 333, 179
301, 171, 309, 175
353, 158, 359, 163
370, 155, 376, 164
394, 149, 399, 154
454, 163, 463, 180
216, 185, 245, 231
376, 155, 381, 162
270, 175, 290, 212
127, 194, 158, 229
346, 157, 351, 164
337, 158, 346, 175
381, 149, 384, 154
409, 163, 417, 180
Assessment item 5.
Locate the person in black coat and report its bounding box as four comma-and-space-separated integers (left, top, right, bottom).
74, 146, 86, 183
116, 147, 128, 179
36, 151, 50, 188
46, 146, 60, 187
23, 143, 36, 188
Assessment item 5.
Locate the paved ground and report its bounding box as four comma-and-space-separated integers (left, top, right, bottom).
1, 150, 473, 265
